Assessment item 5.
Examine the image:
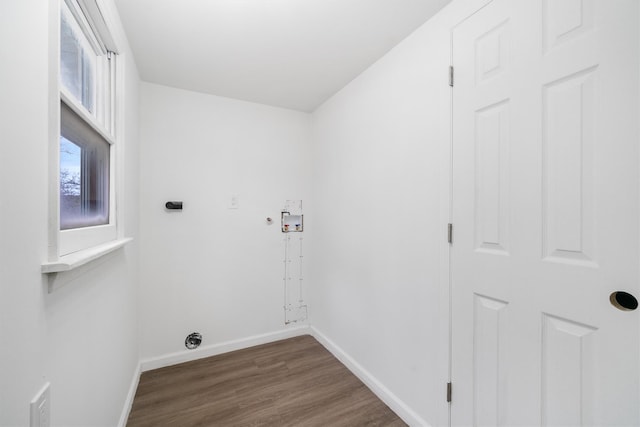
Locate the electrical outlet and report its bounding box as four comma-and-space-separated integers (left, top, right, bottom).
30, 383, 50, 427
228, 194, 239, 209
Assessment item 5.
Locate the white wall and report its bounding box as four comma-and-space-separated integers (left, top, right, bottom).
138, 83, 312, 361
310, 1, 487, 425
0, 1, 141, 426
0, 1, 498, 425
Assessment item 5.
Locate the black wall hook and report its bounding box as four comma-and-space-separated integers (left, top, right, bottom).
165, 201, 183, 210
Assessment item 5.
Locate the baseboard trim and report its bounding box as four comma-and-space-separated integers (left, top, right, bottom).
139, 325, 310, 372
117, 362, 141, 427
310, 326, 431, 427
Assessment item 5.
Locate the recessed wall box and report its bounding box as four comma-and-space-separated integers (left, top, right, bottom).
281, 212, 303, 232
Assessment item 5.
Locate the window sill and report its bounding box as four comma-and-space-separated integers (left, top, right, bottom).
42, 237, 133, 273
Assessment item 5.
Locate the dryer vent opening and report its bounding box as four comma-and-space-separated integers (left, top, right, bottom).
185, 332, 202, 349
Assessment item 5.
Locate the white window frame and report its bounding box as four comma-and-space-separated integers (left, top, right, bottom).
43, 0, 130, 277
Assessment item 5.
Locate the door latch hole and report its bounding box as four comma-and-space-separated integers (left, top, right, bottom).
609, 291, 638, 311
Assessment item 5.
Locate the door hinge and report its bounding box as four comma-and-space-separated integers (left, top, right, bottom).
447, 382, 452, 402
447, 223, 453, 244
449, 65, 454, 87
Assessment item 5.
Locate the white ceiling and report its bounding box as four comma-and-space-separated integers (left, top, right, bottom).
113, 0, 452, 112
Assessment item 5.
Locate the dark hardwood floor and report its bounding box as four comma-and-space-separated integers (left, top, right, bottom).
127, 335, 407, 426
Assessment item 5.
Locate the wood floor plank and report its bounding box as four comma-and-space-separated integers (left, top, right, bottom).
127, 335, 407, 426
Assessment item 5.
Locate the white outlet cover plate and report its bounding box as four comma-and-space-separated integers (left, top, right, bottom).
228, 194, 239, 209
30, 382, 51, 427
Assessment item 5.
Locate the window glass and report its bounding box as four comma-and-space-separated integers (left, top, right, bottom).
60, 2, 96, 113
60, 136, 81, 222
60, 102, 110, 230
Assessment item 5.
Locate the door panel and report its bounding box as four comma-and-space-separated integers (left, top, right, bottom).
475, 99, 510, 256
541, 313, 597, 426
451, 1, 639, 425
473, 294, 509, 426
542, 67, 597, 265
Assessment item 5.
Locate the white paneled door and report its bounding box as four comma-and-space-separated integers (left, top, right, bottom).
451, 0, 639, 425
